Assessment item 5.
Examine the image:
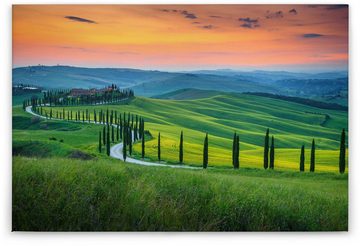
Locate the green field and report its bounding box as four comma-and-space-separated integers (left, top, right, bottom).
12, 91, 349, 231
37, 92, 348, 172
12, 156, 348, 231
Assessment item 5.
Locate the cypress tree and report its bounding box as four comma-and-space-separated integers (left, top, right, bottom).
339, 128, 346, 174
123, 136, 127, 162
235, 135, 240, 169
232, 132, 236, 168
116, 124, 119, 141
120, 118, 123, 139
98, 131, 102, 153
106, 109, 109, 125
158, 132, 161, 161
106, 124, 110, 156
269, 136, 275, 169
263, 128, 269, 169
128, 126, 132, 156
179, 131, 183, 163
135, 115, 138, 140
141, 133, 145, 159
203, 133, 208, 169
141, 118, 145, 139
310, 139, 315, 172
102, 126, 106, 145
300, 145, 305, 172
111, 125, 114, 142
94, 110, 97, 123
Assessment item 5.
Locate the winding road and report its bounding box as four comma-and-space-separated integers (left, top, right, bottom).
25, 105, 200, 169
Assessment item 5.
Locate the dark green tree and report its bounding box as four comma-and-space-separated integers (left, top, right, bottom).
300, 145, 305, 172
339, 128, 346, 174
102, 126, 106, 145
235, 135, 240, 169
158, 132, 161, 161
263, 128, 269, 169
128, 126, 132, 156
98, 131, 102, 153
232, 132, 237, 168
123, 137, 127, 162
141, 133, 145, 159
111, 125, 114, 143
179, 130, 183, 163
106, 124, 110, 156
106, 109, 109, 125
120, 118, 123, 140
203, 133, 208, 169
116, 124, 119, 141
269, 136, 275, 169
310, 139, 315, 172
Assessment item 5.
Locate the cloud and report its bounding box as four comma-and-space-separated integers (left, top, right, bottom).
289, 9, 298, 15
209, 15, 222, 18
265, 10, 284, 19
238, 17, 260, 29
160, 9, 198, 19
201, 25, 214, 29
64, 16, 97, 24
325, 5, 348, 10
302, 33, 324, 38
181, 10, 197, 19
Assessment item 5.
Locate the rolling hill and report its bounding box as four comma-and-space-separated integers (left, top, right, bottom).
34, 91, 347, 171
13, 66, 348, 105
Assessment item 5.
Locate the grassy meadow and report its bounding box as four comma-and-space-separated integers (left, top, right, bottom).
38, 92, 348, 172
12, 92, 348, 231
13, 156, 348, 231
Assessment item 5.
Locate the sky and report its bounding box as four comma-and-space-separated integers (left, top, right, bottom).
12, 4, 348, 72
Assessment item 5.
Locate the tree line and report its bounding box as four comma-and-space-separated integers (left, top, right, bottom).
154, 128, 347, 173
22, 85, 134, 109
98, 113, 145, 160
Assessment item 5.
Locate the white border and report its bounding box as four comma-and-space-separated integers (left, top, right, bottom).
1, 0, 358, 245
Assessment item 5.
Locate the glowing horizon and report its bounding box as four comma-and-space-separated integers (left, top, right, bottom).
13, 4, 348, 72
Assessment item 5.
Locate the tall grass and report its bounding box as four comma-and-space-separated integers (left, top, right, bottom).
13, 157, 348, 231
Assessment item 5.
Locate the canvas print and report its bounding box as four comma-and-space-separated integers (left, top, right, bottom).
12, 4, 348, 231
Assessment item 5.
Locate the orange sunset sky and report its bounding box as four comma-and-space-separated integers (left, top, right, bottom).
13, 4, 348, 71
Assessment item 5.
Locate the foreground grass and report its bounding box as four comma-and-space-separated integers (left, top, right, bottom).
13, 156, 348, 231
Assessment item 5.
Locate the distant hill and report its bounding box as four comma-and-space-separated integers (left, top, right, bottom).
155, 88, 347, 111
12, 65, 176, 89
154, 88, 224, 100
132, 73, 277, 97
13, 65, 348, 104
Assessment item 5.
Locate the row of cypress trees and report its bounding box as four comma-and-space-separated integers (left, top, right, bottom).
23, 86, 134, 108
263, 129, 275, 170
34, 107, 145, 143
263, 128, 346, 173
154, 128, 346, 173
